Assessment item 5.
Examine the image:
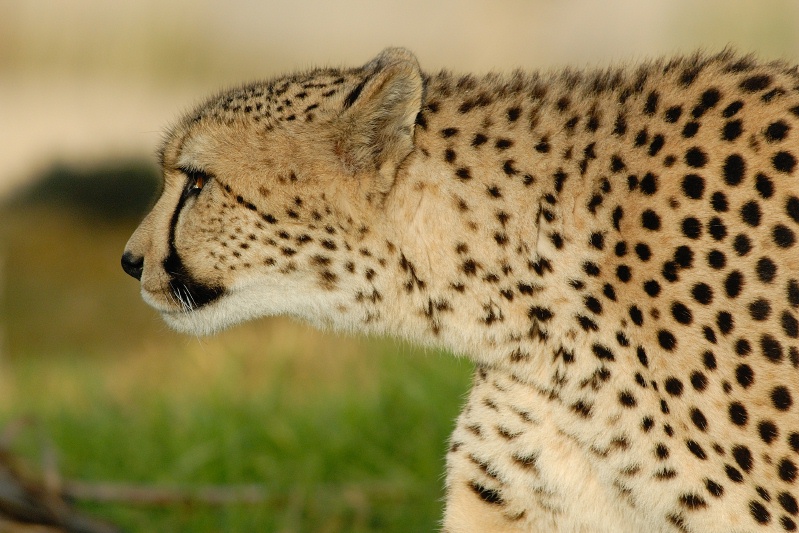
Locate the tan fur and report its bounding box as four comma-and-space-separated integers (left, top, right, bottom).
123, 48, 799, 532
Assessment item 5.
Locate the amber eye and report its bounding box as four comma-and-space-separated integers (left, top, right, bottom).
191, 173, 206, 191
180, 167, 212, 197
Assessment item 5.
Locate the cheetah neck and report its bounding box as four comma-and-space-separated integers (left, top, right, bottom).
355, 71, 581, 372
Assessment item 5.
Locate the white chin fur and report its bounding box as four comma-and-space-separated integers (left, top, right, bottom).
154, 280, 342, 336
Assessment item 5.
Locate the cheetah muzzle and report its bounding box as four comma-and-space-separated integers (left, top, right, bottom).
123, 48, 799, 532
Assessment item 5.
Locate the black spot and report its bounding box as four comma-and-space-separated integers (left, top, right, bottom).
634, 128, 648, 146
685, 147, 707, 168
589, 232, 605, 250
665, 377, 684, 396
583, 261, 600, 276
664, 105, 682, 123
708, 250, 726, 269
683, 121, 700, 138
658, 330, 677, 351
758, 421, 778, 444
680, 67, 699, 86
708, 217, 727, 241
503, 160, 518, 175
774, 224, 796, 248
462, 259, 478, 275
705, 478, 723, 497
471, 133, 488, 147
749, 299, 771, 321
619, 391, 637, 407
773, 151, 797, 173
765, 120, 790, 142
441, 127, 459, 138
761, 334, 783, 363
612, 206, 624, 230
691, 408, 708, 431
780, 494, 799, 521
723, 100, 744, 117
695, 88, 721, 116
495, 138, 513, 150
680, 493, 707, 510
577, 315, 599, 331
644, 280, 661, 297
733, 234, 752, 256
703, 351, 717, 370
722, 120, 743, 141
771, 386, 793, 411
585, 296, 602, 314
529, 306, 553, 322
535, 138, 551, 153
790, 280, 799, 307
750, 500, 771, 525
629, 306, 644, 326
572, 400, 593, 418
685, 440, 706, 460
674, 245, 693, 268
691, 371, 708, 391
662, 261, 678, 282
507, 106, 521, 122
736, 364, 755, 388
616, 265, 631, 282
643, 90, 659, 115
648, 135, 665, 156
726, 464, 744, 482
671, 302, 692, 324
642, 210, 661, 230
470, 482, 503, 505
740, 74, 772, 92
732, 445, 754, 473
729, 402, 748, 426
723, 154, 745, 185
640, 173, 658, 195
740, 201, 761, 227
682, 174, 705, 199
779, 458, 797, 482
634, 243, 651, 261
754, 173, 774, 199
682, 218, 701, 239
736, 338, 752, 356
782, 311, 799, 338
455, 167, 472, 180
756, 257, 777, 283
711, 191, 728, 212
592, 344, 615, 361
615, 241, 627, 257
717, 311, 734, 334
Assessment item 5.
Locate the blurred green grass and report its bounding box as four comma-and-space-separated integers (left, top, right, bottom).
0, 164, 473, 532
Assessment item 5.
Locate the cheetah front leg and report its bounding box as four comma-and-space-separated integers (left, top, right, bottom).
442, 366, 649, 533
441, 367, 562, 533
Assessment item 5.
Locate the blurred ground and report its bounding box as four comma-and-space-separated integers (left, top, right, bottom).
1, 1, 798, 531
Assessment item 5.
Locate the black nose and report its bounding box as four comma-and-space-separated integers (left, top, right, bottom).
121, 251, 144, 280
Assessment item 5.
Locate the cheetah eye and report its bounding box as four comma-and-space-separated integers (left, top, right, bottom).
179, 167, 213, 197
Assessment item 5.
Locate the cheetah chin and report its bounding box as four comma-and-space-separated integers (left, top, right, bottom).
123, 48, 799, 533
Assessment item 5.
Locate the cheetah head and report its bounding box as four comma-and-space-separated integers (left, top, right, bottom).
121, 48, 423, 335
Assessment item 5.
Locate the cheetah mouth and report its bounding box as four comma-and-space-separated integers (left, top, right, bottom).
140, 280, 224, 316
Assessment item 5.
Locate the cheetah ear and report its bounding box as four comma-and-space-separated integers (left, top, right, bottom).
335, 47, 423, 196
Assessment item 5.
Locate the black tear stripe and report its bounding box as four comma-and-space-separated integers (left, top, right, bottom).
162, 182, 224, 310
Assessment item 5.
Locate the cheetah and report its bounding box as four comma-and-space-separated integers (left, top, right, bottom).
121, 48, 799, 532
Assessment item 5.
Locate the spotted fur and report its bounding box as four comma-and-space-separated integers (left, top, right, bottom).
122, 48, 799, 532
